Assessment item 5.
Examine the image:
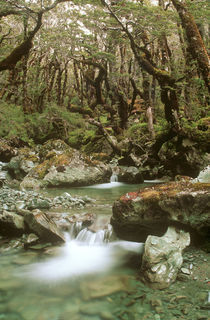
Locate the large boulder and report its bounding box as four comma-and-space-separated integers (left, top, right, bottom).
43, 163, 111, 187
20, 140, 111, 188
111, 181, 210, 242
0, 207, 65, 243
140, 226, 190, 289
7, 147, 39, 180
23, 209, 65, 243
118, 166, 144, 184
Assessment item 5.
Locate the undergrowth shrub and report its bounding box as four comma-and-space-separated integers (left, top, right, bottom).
0, 102, 29, 142
0, 102, 87, 145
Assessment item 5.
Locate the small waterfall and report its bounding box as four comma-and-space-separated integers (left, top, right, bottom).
69, 221, 83, 239
21, 222, 144, 282
193, 165, 210, 183
110, 173, 118, 183
75, 223, 113, 245
0, 161, 8, 181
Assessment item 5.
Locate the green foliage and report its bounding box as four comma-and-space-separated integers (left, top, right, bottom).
70, 96, 81, 105
0, 102, 30, 143
82, 129, 96, 144
154, 119, 170, 135
127, 122, 148, 138
68, 128, 85, 148
99, 115, 108, 125
0, 101, 86, 145
44, 103, 85, 128
180, 117, 210, 151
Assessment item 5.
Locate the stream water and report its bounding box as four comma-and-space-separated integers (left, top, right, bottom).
0, 181, 154, 320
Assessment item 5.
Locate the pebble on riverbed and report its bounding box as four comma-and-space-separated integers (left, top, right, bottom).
0, 186, 94, 213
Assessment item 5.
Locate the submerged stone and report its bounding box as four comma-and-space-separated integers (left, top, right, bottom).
80, 275, 130, 300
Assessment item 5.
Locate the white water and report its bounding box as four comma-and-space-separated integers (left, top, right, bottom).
86, 181, 125, 189
84, 173, 123, 189
193, 165, 210, 183
144, 179, 166, 183
19, 179, 147, 284
21, 225, 144, 283
110, 173, 118, 182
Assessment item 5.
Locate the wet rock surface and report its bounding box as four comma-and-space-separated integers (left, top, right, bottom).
111, 181, 210, 242
118, 166, 144, 184
0, 210, 25, 236
0, 186, 95, 243
18, 139, 112, 188
23, 209, 65, 243
140, 226, 190, 289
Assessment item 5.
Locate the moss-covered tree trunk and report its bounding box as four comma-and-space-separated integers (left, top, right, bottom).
171, 0, 209, 92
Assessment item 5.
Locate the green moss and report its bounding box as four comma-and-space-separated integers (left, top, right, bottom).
127, 123, 148, 136
0, 102, 29, 143
18, 147, 39, 162
181, 117, 210, 150
32, 151, 74, 179
120, 181, 210, 204
32, 160, 51, 179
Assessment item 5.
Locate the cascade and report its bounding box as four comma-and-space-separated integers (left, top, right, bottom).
193, 165, 210, 183
110, 173, 118, 183
69, 221, 83, 239
0, 161, 7, 181
75, 223, 113, 244
22, 221, 144, 282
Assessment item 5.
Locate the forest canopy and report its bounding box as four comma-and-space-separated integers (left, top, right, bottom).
0, 0, 209, 162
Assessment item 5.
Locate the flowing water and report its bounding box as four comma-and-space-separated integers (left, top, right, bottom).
0, 181, 153, 320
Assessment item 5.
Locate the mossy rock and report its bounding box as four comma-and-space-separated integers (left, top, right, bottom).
112, 181, 210, 242
30, 152, 75, 179
18, 147, 39, 162
30, 160, 52, 179
39, 139, 69, 160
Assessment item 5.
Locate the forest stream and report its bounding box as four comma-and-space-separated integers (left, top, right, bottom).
0, 0, 209, 318
0, 180, 209, 320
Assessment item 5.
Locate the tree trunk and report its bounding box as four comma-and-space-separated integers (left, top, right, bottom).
0, 12, 43, 72
171, 0, 209, 92
142, 72, 155, 138
103, 1, 181, 129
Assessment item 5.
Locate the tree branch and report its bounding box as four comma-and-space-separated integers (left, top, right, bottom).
88, 118, 122, 154
0, 0, 72, 72
0, 12, 43, 71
